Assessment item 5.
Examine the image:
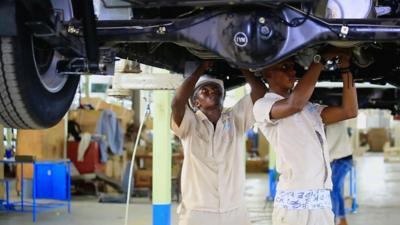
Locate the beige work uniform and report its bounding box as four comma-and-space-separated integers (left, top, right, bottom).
253, 93, 334, 225
171, 95, 254, 225
326, 121, 352, 161
272, 208, 334, 225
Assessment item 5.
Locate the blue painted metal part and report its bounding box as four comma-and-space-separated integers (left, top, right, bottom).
0, 160, 71, 223
67, 162, 71, 214
344, 164, 358, 214
267, 168, 277, 201
5, 180, 10, 209
35, 162, 68, 200
33, 162, 37, 222
21, 163, 24, 211
153, 204, 171, 225
349, 165, 358, 213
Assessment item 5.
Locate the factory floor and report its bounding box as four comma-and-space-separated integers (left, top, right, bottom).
0, 152, 399, 225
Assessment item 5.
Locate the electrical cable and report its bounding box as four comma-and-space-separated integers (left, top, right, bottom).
177, 7, 202, 18
94, 10, 226, 36
275, 3, 312, 27
275, 4, 343, 38
91, 4, 316, 38
272, 2, 341, 39
124, 94, 152, 225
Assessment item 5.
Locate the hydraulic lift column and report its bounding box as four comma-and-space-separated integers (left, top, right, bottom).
152, 91, 173, 225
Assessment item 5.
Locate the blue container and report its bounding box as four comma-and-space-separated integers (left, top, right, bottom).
35, 163, 68, 200
5, 148, 12, 159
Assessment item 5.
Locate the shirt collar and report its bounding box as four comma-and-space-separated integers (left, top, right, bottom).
195, 110, 209, 121
195, 108, 228, 121
269, 92, 286, 99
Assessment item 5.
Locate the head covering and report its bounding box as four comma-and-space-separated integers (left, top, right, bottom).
189, 75, 225, 110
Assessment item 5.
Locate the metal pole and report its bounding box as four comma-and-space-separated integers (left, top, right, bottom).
84, 76, 90, 98
0, 125, 4, 201
21, 163, 24, 211
152, 90, 172, 225
67, 161, 71, 214
5, 180, 9, 209
33, 163, 36, 223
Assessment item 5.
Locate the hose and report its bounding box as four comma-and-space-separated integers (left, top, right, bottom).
124, 95, 151, 225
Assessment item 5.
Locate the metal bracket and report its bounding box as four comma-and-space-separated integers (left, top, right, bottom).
339, 25, 349, 38
57, 48, 116, 76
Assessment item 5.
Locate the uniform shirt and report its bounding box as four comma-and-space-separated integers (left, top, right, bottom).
171, 95, 254, 213
326, 121, 352, 161
253, 93, 332, 191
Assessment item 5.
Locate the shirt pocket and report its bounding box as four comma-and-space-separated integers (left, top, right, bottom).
216, 123, 236, 161
190, 123, 213, 160
193, 127, 209, 144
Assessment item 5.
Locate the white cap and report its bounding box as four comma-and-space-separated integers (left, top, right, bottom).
189, 75, 225, 109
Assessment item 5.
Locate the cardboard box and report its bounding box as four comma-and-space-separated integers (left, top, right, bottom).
69, 110, 102, 133
80, 97, 110, 110
102, 153, 129, 181
70, 98, 134, 133
69, 107, 133, 134
135, 170, 152, 188
246, 159, 266, 173
113, 106, 134, 133
124, 141, 134, 152
105, 160, 114, 178
81, 97, 134, 128
110, 104, 134, 123
367, 128, 389, 152
112, 155, 125, 180
17, 118, 66, 179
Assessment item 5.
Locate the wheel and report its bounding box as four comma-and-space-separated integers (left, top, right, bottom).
0, 1, 80, 129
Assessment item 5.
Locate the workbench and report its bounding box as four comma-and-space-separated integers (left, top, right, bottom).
0, 159, 71, 222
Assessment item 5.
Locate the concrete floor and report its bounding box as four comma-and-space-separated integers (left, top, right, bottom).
0, 152, 399, 225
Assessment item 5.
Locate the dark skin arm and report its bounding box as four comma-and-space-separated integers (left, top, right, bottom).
240, 69, 267, 103
171, 62, 211, 127
321, 66, 358, 124
270, 48, 352, 120
270, 62, 324, 119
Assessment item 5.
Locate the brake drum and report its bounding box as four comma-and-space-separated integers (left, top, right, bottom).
325, 0, 374, 19
323, 0, 375, 47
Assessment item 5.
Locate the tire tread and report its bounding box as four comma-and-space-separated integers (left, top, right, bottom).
0, 37, 37, 128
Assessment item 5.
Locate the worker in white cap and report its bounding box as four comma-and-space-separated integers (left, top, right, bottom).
171, 61, 266, 225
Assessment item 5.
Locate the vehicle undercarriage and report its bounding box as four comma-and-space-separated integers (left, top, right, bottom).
0, 0, 400, 128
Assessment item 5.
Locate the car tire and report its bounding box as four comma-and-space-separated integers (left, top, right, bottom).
0, 2, 80, 129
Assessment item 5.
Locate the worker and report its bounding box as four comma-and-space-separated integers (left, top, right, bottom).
326, 120, 354, 225
253, 48, 358, 225
171, 61, 266, 225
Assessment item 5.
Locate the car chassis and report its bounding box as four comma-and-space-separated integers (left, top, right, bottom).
1, 0, 400, 128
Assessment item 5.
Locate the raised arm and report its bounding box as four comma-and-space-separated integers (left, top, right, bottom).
171, 62, 211, 126
240, 69, 267, 103
320, 71, 358, 124
270, 48, 352, 120
270, 62, 324, 120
